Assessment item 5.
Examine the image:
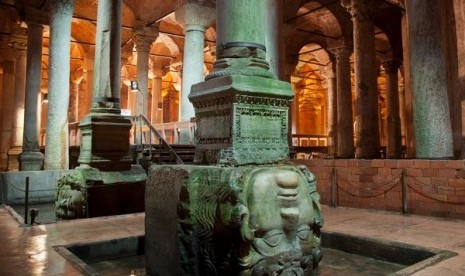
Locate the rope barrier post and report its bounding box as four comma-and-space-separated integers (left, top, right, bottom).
331, 167, 337, 208
402, 169, 407, 214
24, 177, 29, 225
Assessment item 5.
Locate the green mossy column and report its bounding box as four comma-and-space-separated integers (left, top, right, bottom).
406, 0, 453, 158
190, 0, 293, 165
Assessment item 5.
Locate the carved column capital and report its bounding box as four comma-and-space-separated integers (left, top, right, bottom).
175, 0, 216, 32
49, 0, 75, 15
70, 67, 84, 84
329, 46, 352, 60
320, 64, 336, 79
382, 60, 402, 75
342, 0, 381, 22
133, 23, 159, 53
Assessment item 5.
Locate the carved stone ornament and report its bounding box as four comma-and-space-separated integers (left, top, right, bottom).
145, 164, 324, 275
55, 171, 86, 219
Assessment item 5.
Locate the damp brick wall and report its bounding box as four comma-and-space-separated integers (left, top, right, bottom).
292, 159, 465, 220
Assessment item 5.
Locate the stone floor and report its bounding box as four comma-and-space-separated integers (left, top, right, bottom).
1, 205, 465, 275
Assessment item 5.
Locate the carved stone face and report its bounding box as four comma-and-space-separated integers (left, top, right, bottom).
238, 168, 317, 275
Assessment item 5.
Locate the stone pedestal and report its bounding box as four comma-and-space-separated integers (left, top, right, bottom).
190, 75, 293, 165
55, 165, 146, 219
146, 164, 323, 275
78, 113, 133, 171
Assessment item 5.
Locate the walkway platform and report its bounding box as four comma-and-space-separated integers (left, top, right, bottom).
1, 205, 465, 275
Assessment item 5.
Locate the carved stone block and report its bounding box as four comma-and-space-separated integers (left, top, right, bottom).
190, 75, 293, 165
145, 164, 323, 275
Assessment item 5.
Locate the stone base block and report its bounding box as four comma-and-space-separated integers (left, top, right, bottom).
56, 165, 147, 219
19, 151, 44, 171
145, 163, 323, 275
190, 75, 293, 165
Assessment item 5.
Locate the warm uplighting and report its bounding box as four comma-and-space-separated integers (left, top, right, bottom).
42, 94, 48, 104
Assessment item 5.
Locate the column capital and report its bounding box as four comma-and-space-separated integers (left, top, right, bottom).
49, 0, 75, 15
382, 60, 402, 74
329, 46, 352, 60
25, 7, 50, 26
320, 63, 336, 79
70, 67, 84, 84
152, 67, 167, 79
133, 23, 159, 53
175, 0, 216, 32
342, 0, 381, 22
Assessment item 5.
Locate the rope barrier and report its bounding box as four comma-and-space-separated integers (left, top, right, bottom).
337, 180, 399, 198
336, 170, 402, 190
407, 182, 465, 205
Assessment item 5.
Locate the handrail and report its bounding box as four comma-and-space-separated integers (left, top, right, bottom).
136, 114, 184, 165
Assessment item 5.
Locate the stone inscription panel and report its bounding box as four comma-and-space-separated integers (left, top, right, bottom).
236, 106, 287, 143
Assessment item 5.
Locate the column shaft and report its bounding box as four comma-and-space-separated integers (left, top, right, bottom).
333, 47, 354, 158
0, 60, 15, 169
324, 66, 338, 158
350, 0, 380, 158
11, 49, 27, 149
406, 0, 453, 158
136, 49, 149, 117
180, 26, 205, 121
151, 71, 163, 124
384, 61, 402, 158
20, 23, 45, 170
44, 0, 75, 170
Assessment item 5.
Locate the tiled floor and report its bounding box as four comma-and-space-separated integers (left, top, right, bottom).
1, 205, 465, 275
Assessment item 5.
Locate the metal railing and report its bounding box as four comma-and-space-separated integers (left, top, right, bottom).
133, 114, 184, 164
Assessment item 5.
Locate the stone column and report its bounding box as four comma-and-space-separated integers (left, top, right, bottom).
78, 0, 134, 170
176, 0, 215, 123
322, 64, 337, 158
69, 68, 84, 123
405, 0, 453, 158
8, 38, 28, 170
151, 68, 164, 124
80, 54, 94, 120
0, 58, 16, 169
331, 46, 354, 158
343, 0, 381, 159
133, 26, 158, 118
264, 0, 284, 79
44, 0, 75, 170
383, 60, 402, 158
19, 22, 45, 171
189, 0, 292, 165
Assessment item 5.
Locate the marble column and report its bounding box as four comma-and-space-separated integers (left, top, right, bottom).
44, 0, 75, 170
0, 58, 16, 169
133, 26, 158, 118
383, 60, 402, 159
343, 0, 381, 159
80, 54, 94, 120
264, 0, 284, 79
151, 68, 164, 124
19, 23, 45, 171
176, 0, 215, 123
322, 64, 337, 158
331, 46, 354, 158
69, 68, 84, 123
8, 42, 28, 170
405, 0, 453, 158
78, 0, 134, 170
